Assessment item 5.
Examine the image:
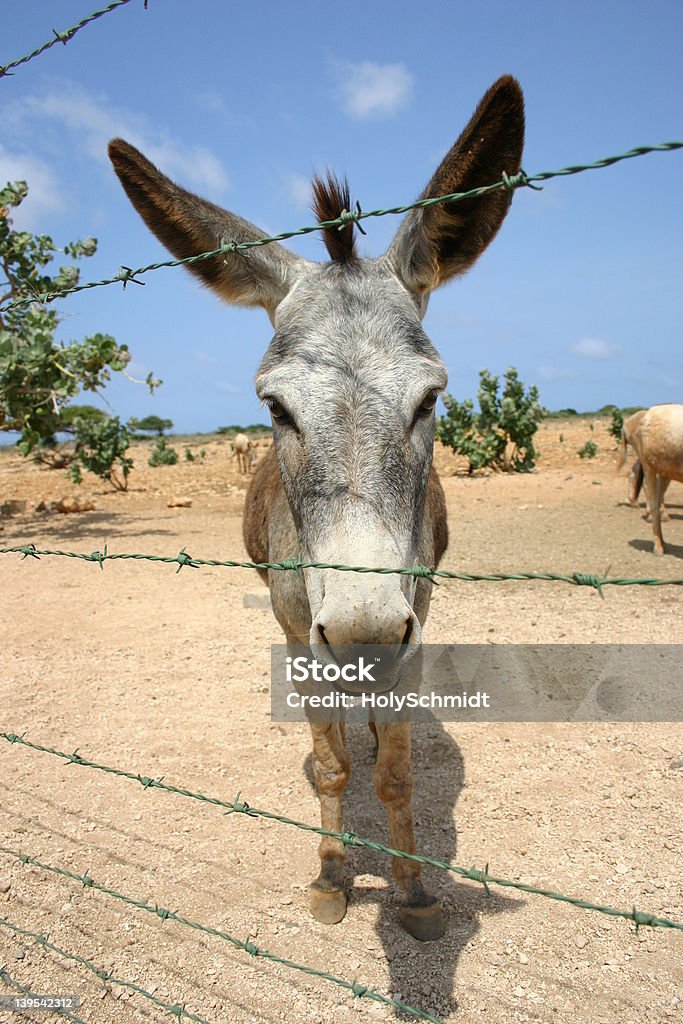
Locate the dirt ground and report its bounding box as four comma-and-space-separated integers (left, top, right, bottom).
0, 418, 681, 1024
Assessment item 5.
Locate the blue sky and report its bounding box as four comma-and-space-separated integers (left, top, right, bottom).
1, 0, 681, 432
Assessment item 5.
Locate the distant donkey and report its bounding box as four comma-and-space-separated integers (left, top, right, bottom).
232, 432, 256, 474
109, 75, 525, 941
618, 409, 669, 522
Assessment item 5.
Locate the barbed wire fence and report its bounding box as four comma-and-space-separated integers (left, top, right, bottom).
0, 142, 681, 313
1, 543, 682, 593
0, 0, 138, 80
2, 732, 680, 933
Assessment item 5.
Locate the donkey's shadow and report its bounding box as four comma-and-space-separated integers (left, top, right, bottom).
304, 715, 517, 1018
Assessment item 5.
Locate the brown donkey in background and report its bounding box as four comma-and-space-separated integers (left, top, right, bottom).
109, 75, 525, 941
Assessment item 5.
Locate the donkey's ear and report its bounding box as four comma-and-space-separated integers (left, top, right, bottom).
108, 139, 305, 317
386, 76, 524, 296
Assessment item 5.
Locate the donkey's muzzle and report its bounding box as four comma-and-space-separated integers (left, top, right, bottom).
310, 598, 421, 694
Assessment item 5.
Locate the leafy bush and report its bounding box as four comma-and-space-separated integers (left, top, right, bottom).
149, 436, 178, 467
184, 447, 206, 462
0, 179, 159, 482
608, 408, 624, 442
436, 367, 545, 473
69, 417, 133, 490
578, 440, 598, 459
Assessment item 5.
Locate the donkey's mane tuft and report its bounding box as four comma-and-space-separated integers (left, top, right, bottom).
311, 172, 358, 263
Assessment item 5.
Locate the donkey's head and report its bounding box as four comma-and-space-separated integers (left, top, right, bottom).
109, 75, 524, 662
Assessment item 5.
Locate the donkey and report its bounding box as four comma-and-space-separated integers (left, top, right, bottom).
618, 409, 670, 522
232, 431, 256, 474
619, 404, 683, 555
109, 75, 525, 941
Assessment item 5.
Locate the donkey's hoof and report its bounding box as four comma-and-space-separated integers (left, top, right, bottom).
400, 900, 446, 941
310, 884, 347, 925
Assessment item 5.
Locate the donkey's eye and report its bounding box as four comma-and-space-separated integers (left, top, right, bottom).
415, 390, 439, 418
265, 398, 292, 425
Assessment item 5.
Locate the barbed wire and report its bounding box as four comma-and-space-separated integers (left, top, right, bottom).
0, 141, 681, 313
2, 732, 680, 932
0, 963, 88, 1024
1, 543, 681, 595
0, 1, 135, 79
0, 851, 442, 1024
0, 915, 219, 1024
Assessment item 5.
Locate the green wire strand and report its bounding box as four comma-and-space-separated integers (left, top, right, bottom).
1, 544, 681, 592
0, 963, 88, 1024
0, 1, 134, 79
0, 853, 442, 1024
0, 916, 217, 1024
2, 732, 680, 932
0, 141, 680, 312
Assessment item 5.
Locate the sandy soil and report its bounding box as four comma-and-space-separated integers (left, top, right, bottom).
0, 418, 681, 1024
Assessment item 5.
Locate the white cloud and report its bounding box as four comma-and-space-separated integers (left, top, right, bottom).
0, 145, 64, 228
286, 174, 312, 209
8, 84, 230, 196
570, 337, 621, 360
215, 381, 241, 395
332, 59, 414, 120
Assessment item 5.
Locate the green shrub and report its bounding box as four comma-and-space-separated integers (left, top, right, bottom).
436, 367, 545, 473
608, 408, 624, 442
184, 447, 206, 462
69, 416, 133, 490
578, 440, 598, 459
149, 436, 178, 467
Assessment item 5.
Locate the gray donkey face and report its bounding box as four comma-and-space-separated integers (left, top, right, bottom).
109, 75, 524, 654
255, 257, 448, 648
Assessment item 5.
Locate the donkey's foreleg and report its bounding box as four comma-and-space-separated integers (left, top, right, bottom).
644, 465, 665, 554
308, 720, 350, 924
374, 722, 445, 941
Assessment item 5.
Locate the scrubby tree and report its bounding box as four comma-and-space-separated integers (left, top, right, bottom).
436, 367, 545, 473
129, 414, 173, 436
70, 416, 133, 490
0, 179, 159, 485
608, 408, 624, 442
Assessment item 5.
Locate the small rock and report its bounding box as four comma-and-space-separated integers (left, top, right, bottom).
574, 935, 589, 949
0, 499, 27, 516
518, 952, 529, 964
513, 986, 525, 998
55, 496, 96, 514
11, 947, 25, 960
167, 496, 192, 508
0, 880, 11, 893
